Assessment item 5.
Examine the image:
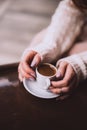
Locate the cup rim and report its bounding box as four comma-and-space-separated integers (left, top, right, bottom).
36, 63, 57, 78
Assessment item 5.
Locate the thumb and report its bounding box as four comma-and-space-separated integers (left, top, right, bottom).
30, 53, 41, 68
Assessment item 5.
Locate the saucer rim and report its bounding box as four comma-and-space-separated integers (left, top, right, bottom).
23, 78, 58, 99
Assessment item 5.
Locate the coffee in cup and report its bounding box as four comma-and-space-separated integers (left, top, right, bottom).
37, 63, 56, 76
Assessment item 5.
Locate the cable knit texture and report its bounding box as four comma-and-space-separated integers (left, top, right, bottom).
22, 0, 85, 62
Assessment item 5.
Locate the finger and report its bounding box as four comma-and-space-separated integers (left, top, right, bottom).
50, 77, 76, 95
49, 87, 70, 96
19, 63, 34, 79
50, 87, 69, 95
18, 73, 23, 82
22, 62, 35, 77
24, 50, 37, 64
49, 86, 62, 94
31, 53, 41, 67
56, 61, 67, 79
63, 64, 75, 84
51, 64, 75, 88
18, 64, 24, 82
51, 79, 67, 88
18, 71, 34, 82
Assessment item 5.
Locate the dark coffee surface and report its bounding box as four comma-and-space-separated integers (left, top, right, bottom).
38, 64, 56, 76
0, 63, 87, 130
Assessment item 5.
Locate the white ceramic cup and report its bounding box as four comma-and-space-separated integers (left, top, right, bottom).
36, 63, 57, 90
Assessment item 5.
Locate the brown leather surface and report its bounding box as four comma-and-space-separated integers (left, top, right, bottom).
0, 63, 87, 130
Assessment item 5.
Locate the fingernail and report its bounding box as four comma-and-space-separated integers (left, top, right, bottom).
56, 71, 61, 78
31, 60, 36, 67
30, 73, 35, 77
29, 77, 35, 81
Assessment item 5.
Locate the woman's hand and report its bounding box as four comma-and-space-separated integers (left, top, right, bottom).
18, 50, 41, 82
18, 29, 47, 82
49, 61, 78, 100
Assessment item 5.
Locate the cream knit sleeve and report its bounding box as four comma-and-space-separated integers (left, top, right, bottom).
22, 0, 85, 63
56, 51, 87, 84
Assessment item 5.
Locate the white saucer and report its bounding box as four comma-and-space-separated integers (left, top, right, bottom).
23, 78, 58, 99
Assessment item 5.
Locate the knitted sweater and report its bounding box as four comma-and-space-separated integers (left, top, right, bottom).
22, 0, 87, 84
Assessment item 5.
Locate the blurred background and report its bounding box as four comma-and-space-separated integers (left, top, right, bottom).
0, 0, 59, 65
